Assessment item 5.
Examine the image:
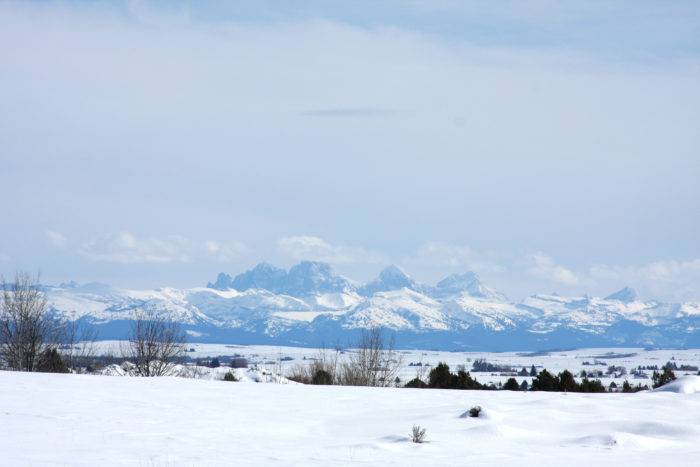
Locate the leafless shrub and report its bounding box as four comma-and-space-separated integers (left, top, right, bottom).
180, 364, 209, 379
338, 328, 403, 387
0, 272, 61, 371
286, 347, 340, 384
122, 311, 186, 376
59, 316, 99, 372
468, 405, 482, 418
411, 425, 427, 443
230, 357, 249, 368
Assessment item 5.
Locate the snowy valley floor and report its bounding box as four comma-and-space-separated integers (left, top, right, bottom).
1, 372, 699, 466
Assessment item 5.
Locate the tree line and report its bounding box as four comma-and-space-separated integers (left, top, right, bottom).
0, 272, 187, 377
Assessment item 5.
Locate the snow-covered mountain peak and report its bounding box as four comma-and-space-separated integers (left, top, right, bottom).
605, 286, 639, 303
43, 266, 700, 350
358, 265, 420, 296
207, 262, 352, 296
284, 261, 354, 295
433, 272, 507, 301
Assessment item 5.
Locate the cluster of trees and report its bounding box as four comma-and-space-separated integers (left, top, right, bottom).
652, 367, 677, 389
0, 273, 98, 373
663, 361, 698, 372
517, 365, 538, 377
287, 328, 403, 387
194, 356, 249, 369
471, 359, 513, 373
405, 362, 491, 390
530, 369, 606, 392
402, 362, 664, 393
0, 272, 188, 378
621, 380, 649, 392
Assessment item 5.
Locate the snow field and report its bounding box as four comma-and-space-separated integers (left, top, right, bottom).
0, 371, 699, 466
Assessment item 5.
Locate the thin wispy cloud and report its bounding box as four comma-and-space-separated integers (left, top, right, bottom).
79, 232, 247, 264
299, 108, 394, 118
45, 230, 68, 249
526, 252, 580, 287
277, 236, 386, 264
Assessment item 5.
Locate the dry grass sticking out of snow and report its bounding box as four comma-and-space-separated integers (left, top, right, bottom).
0, 372, 699, 466
99, 362, 295, 384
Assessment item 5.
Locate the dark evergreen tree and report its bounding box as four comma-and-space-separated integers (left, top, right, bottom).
579, 378, 606, 393
529, 365, 537, 377
652, 367, 676, 389
36, 348, 69, 373
428, 362, 453, 389
531, 369, 559, 391
503, 378, 520, 391
209, 357, 220, 368
404, 377, 428, 388
557, 370, 578, 392
519, 379, 529, 391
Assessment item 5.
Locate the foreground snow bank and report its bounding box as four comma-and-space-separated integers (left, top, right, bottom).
100, 362, 295, 384
0, 371, 699, 466
654, 375, 700, 394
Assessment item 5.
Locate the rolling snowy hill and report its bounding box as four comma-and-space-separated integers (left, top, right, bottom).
1, 371, 699, 466
44, 262, 700, 350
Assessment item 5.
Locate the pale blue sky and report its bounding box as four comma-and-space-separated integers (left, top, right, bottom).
1, 1, 699, 300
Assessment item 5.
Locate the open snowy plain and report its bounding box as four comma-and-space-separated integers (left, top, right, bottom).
94, 341, 700, 388
1, 370, 699, 466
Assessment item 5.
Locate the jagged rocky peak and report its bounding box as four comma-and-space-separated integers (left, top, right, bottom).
208, 261, 353, 296
358, 265, 419, 296
434, 271, 507, 301
605, 286, 639, 303
55, 281, 114, 295
232, 262, 287, 292
284, 261, 354, 295
207, 272, 234, 290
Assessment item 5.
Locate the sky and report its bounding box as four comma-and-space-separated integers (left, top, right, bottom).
0, 1, 699, 301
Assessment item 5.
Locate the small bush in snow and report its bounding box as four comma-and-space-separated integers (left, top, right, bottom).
411, 425, 427, 443
404, 377, 428, 388
230, 357, 248, 369
468, 406, 482, 418
36, 348, 69, 374
223, 371, 238, 382
311, 368, 333, 385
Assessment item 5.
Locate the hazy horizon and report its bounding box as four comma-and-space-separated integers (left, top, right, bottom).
1, 1, 699, 301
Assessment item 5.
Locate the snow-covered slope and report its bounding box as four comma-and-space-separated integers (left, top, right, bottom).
357, 265, 424, 296
1, 371, 700, 466
44, 263, 700, 350
653, 375, 700, 394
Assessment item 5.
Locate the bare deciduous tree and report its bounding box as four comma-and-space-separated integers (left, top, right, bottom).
0, 272, 58, 371
339, 328, 403, 387
60, 315, 99, 372
287, 346, 341, 384
123, 311, 186, 376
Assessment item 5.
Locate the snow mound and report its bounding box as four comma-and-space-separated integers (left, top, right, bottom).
653, 375, 700, 394
99, 362, 295, 383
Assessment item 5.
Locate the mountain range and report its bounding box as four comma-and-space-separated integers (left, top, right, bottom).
45, 261, 700, 351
